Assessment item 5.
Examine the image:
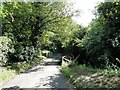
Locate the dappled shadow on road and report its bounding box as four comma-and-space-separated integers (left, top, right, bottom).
2, 86, 70, 90
1, 54, 69, 89
20, 54, 63, 74
1, 65, 71, 89
35, 66, 68, 88
35, 74, 62, 88
48, 74, 66, 88
1, 86, 20, 90
20, 65, 44, 74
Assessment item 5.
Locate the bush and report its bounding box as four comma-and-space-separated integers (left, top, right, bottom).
79, 18, 120, 68
0, 36, 14, 66
8, 45, 36, 63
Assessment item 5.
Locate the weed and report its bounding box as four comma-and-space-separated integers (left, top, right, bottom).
61, 61, 120, 88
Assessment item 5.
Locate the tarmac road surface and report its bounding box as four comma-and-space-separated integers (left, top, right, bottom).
1, 65, 68, 89
1, 55, 69, 89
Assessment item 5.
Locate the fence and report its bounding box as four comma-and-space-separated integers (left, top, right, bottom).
62, 56, 71, 65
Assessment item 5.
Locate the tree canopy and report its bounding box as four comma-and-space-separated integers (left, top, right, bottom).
1, 1, 120, 69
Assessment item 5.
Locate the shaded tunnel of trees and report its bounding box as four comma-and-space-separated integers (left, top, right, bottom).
0, 2, 120, 69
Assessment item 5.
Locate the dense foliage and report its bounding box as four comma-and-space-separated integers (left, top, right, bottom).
86, 2, 119, 68
72, 2, 120, 68
1, 2, 79, 65
1, 2, 120, 69
0, 36, 14, 65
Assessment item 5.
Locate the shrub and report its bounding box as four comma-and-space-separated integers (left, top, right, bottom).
0, 36, 14, 66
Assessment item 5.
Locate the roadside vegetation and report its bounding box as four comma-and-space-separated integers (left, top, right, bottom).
0, 1, 120, 88
61, 2, 120, 88
0, 69, 15, 86
61, 62, 120, 88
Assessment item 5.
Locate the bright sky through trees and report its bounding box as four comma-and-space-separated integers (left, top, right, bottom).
71, 0, 104, 26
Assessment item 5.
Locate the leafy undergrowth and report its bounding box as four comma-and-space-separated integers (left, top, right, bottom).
0, 56, 46, 87
61, 63, 120, 88
7, 56, 46, 73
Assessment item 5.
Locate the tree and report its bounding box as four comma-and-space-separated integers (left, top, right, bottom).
79, 2, 120, 68
1, 1, 78, 63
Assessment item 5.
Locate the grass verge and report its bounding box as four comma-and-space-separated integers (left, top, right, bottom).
0, 69, 15, 86
0, 56, 46, 87
61, 62, 120, 88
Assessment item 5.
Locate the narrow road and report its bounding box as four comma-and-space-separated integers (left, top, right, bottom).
1, 65, 68, 89
1, 57, 69, 89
